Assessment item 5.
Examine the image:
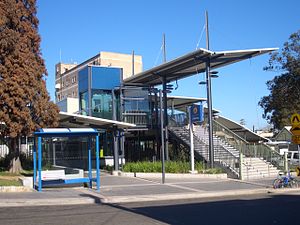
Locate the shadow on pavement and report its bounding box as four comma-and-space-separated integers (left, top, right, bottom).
79, 193, 102, 204
110, 194, 300, 225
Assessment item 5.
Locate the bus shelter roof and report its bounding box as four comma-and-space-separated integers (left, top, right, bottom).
34, 128, 99, 137
124, 48, 277, 86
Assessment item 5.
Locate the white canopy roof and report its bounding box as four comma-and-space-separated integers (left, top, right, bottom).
59, 112, 136, 129
124, 48, 278, 86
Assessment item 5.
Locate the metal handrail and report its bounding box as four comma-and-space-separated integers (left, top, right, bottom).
213, 120, 249, 145
212, 120, 250, 157
193, 125, 240, 176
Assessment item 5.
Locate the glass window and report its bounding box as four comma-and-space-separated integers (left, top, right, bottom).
91, 90, 113, 119
122, 88, 150, 125
80, 91, 89, 115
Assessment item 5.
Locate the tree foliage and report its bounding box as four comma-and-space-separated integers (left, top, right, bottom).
0, 0, 59, 172
259, 30, 300, 130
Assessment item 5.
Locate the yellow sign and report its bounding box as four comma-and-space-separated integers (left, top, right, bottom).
291, 113, 300, 126
296, 167, 300, 176
291, 126, 300, 136
292, 135, 300, 144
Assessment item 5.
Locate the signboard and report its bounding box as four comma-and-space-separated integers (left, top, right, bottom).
292, 135, 300, 144
290, 113, 300, 144
291, 113, 300, 126
190, 104, 204, 123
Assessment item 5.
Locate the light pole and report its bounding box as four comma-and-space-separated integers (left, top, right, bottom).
204, 10, 218, 168
159, 89, 165, 184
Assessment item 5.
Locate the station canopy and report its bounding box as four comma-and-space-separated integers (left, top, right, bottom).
124, 48, 277, 85
59, 112, 136, 129
166, 96, 206, 110
215, 115, 268, 142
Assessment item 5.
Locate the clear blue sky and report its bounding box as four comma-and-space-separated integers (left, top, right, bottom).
36, 0, 300, 130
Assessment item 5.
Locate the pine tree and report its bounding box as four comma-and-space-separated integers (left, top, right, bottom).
0, 0, 59, 173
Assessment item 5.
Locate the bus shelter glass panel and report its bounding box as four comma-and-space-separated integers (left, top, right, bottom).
40, 136, 96, 172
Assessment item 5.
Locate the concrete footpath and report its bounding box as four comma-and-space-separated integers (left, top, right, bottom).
0, 172, 298, 207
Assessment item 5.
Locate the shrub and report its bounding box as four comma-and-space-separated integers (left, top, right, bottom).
123, 161, 224, 174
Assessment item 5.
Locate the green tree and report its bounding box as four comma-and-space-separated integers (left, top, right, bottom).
259, 30, 300, 130
0, 0, 59, 173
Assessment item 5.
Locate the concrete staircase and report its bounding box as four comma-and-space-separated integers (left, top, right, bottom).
169, 125, 280, 180
169, 126, 208, 161
169, 126, 240, 177
242, 157, 280, 180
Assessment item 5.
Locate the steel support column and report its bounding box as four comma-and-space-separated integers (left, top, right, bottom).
113, 127, 119, 171
205, 11, 214, 168
162, 76, 169, 161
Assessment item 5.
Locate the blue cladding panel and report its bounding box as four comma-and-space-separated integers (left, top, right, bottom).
78, 66, 89, 93
91, 67, 121, 90
190, 104, 204, 123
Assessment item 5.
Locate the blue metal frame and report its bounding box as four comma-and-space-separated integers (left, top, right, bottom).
33, 137, 36, 189
33, 128, 100, 192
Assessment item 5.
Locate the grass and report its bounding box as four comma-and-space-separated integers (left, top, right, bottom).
0, 172, 22, 186
122, 161, 224, 174
0, 179, 22, 186
0, 171, 20, 176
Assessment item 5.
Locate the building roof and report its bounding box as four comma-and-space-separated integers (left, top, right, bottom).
124, 48, 277, 86
59, 112, 136, 129
273, 126, 292, 141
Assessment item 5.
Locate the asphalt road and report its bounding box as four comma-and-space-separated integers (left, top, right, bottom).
0, 192, 299, 225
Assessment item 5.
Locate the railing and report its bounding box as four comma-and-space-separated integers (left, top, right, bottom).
244, 143, 284, 170
168, 113, 188, 127
122, 111, 149, 126
213, 120, 283, 170
190, 125, 241, 176
213, 120, 249, 153
213, 138, 240, 177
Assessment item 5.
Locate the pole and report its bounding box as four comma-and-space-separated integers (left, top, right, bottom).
162, 34, 169, 161
163, 76, 169, 161
298, 145, 300, 167
163, 33, 166, 63
38, 136, 42, 192
189, 107, 195, 172
205, 10, 214, 168
284, 151, 288, 174
160, 90, 165, 184
52, 140, 56, 166
96, 135, 100, 191
205, 11, 210, 50
113, 128, 119, 171
88, 137, 92, 188
33, 137, 36, 189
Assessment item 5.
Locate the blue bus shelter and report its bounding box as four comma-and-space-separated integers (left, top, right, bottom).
33, 128, 100, 192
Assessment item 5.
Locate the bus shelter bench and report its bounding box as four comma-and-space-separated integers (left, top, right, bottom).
38, 170, 66, 181
36, 170, 92, 186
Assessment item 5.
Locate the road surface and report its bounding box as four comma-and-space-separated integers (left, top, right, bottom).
0, 192, 299, 225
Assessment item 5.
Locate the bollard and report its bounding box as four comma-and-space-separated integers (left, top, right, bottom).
284, 151, 288, 174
